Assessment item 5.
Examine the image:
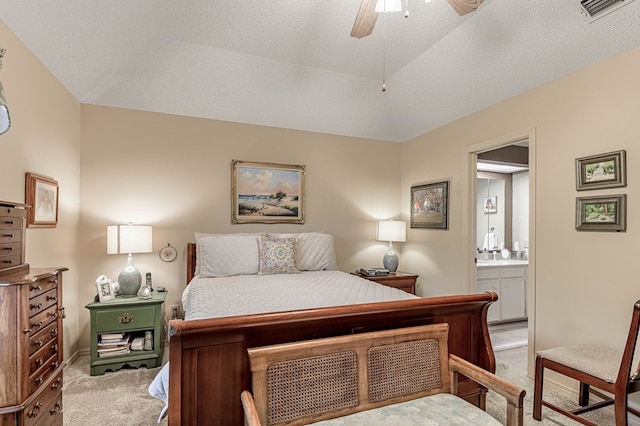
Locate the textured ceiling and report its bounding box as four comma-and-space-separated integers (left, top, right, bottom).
1, 0, 640, 142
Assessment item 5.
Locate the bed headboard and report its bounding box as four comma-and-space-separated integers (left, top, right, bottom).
187, 242, 196, 284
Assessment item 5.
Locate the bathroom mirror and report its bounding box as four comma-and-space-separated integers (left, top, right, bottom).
477, 175, 508, 252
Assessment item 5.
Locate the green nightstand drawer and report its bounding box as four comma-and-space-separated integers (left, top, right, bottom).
95, 306, 156, 333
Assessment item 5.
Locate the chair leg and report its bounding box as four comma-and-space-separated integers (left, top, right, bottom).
613, 391, 628, 426
579, 382, 590, 406
533, 355, 544, 420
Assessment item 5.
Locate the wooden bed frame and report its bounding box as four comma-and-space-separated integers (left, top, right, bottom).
167, 243, 497, 425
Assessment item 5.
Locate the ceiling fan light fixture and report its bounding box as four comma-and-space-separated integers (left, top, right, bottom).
375, 0, 402, 13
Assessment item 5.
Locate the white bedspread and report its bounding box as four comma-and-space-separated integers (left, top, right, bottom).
183, 270, 417, 320
149, 271, 417, 422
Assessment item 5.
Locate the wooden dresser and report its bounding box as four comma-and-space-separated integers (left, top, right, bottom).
0, 201, 68, 425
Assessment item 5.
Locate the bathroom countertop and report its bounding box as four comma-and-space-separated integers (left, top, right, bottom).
477, 259, 529, 267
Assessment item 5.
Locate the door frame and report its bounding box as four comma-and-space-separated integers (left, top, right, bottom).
464, 127, 537, 376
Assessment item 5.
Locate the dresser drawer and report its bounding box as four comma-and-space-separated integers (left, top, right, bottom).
23, 371, 63, 426
29, 321, 59, 356
29, 338, 61, 375
0, 252, 22, 270
500, 267, 526, 278
0, 227, 22, 243
29, 289, 58, 317
0, 212, 24, 228
29, 304, 59, 333
95, 305, 157, 332
28, 352, 61, 395
29, 276, 60, 299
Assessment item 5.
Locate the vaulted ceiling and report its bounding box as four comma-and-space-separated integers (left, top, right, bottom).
1, 0, 640, 141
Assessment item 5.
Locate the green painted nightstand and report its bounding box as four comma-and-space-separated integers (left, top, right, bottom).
85, 291, 166, 376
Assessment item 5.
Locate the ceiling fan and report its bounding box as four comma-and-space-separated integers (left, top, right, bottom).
351, 0, 485, 39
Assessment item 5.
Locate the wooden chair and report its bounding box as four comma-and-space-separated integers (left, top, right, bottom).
533, 300, 640, 425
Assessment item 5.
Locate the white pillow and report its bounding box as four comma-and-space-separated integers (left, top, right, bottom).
268, 232, 337, 271
194, 232, 262, 276
198, 235, 260, 278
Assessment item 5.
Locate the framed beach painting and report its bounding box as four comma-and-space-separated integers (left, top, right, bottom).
25, 172, 58, 228
231, 160, 305, 224
575, 150, 626, 191
410, 180, 449, 230
575, 194, 626, 232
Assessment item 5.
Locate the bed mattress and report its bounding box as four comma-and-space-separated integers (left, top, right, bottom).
183, 270, 417, 320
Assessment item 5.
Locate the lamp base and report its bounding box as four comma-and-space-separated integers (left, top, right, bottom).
383, 243, 399, 273
118, 254, 142, 297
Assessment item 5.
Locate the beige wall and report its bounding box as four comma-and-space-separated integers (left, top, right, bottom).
0, 23, 82, 360
401, 46, 640, 379
78, 106, 403, 350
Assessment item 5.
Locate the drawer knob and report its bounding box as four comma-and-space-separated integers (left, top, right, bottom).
4, 220, 14, 225
2, 259, 13, 265
1, 233, 14, 238
1, 246, 13, 252
31, 285, 42, 292
23, 328, 32, 334
52, 344, 59, 352
35, 357, 44, 367
50, 328, 58, 337
51, 311, 58, 319
47, 295, 57, 302
51, 377, 62, 390
31, 303, 42, 310
118, 313, 134, 324
34, 340, 43, 348
50, 360, 60, 369
32, 321, 43, 330
49, 402, 62, 416
49, 278, 58, 285
27, 402, 42, 418
35, 376, 43, 385
61, 307, 66, 319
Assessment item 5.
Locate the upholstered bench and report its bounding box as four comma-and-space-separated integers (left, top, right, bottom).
241, 323, 525, 425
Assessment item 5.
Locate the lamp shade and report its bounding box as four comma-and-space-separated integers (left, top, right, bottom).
107, 224, 153, 254
377, 220, 406, 243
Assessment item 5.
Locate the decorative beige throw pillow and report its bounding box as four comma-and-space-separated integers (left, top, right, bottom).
258, 236, 300, 274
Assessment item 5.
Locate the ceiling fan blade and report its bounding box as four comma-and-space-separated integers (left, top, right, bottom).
446, 0, 485, 16
351, 0, 378, 39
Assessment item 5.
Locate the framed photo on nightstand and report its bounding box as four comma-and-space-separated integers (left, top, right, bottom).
95, 276, 115, 302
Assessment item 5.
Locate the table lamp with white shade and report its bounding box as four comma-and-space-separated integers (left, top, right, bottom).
107, 223, 153, 297
376, 219, 406, 272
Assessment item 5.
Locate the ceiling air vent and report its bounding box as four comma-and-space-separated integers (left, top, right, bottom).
580, 0, 634, 19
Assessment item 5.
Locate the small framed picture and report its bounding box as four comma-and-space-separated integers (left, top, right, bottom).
483, 196, 497, 214
575, 150, 626, 191
25, 172, 59, 228
576, 194, 626, 232
410, 180, 449, 230
96, 277, 115, 302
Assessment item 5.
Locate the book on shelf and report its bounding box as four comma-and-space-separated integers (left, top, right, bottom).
98, 334, 131, 347
100, 332, 126, 341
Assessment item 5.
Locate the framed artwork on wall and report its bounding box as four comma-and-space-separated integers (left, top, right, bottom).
575, 150, 626, 191
575, 194, 626, 232
483, 196, 497, 213
410, 180, 449, 230
231, 160, 305, 224
25, 172, 58, 228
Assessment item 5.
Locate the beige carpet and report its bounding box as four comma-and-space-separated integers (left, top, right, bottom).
63, 355, 167, 425
64, 354, 623, 425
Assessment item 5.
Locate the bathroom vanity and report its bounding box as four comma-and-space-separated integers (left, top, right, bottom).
477, 260, 528, 323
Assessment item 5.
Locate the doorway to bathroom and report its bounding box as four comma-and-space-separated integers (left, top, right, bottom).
466, 130, 536, 374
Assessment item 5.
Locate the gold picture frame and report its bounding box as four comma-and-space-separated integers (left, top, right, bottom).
231, 160, 305, 224
25, 172, 58, 228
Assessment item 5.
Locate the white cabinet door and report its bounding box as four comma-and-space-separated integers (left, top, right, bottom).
500, 277, 526, 320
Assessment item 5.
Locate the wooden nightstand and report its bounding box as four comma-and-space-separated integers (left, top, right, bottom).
353, 271, 418, 295
85, 290, 166, 375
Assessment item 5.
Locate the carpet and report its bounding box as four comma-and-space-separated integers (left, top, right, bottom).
63, 355, 618, 425
63, 356, 167, 425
